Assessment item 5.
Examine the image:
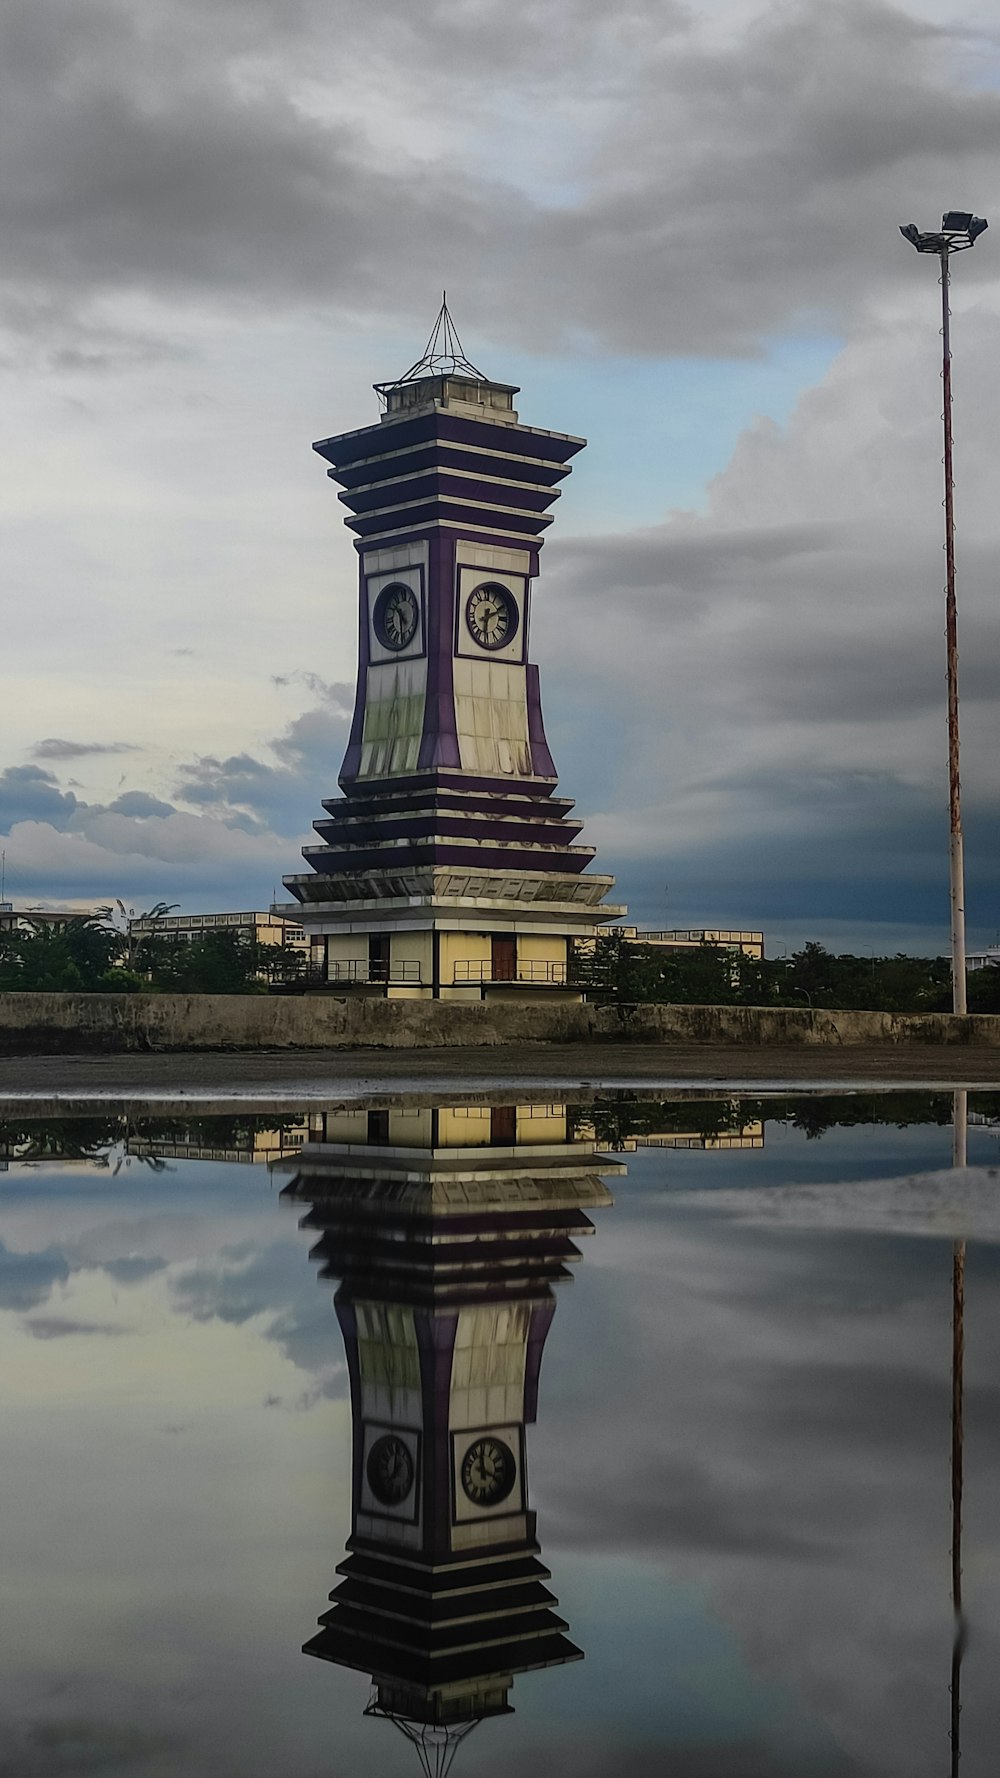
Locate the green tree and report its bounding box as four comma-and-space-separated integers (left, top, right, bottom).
148, 930, 270, 995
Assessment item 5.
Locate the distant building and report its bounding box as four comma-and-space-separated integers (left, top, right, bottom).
0, 904, 98, 934
127, 910, 312, 982
617, 926, 765, 961
128, 909, 308, 952
967, 945, 1000, 972
126, 1121, 310, 1166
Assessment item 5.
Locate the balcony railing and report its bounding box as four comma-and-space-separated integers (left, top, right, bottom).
452, 960, 568, 985
328, 960, 422, 984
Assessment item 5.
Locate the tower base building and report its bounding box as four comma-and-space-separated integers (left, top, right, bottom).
278, 304, 623, 1000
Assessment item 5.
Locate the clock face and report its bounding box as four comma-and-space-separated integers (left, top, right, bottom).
460, 1435, 517, 1507
373, 582, 419, 652
465, 582, 518, 652
366, 1434, 415, 1506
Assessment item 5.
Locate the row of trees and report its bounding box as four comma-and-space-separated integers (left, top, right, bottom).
580, 933, 1000, 1015
4, 915, 1000, 1011
0, 908, 305, 995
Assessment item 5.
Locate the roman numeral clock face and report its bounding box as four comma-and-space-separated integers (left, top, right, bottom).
373, 581, 418, 651
460, 1435, 517, 1506
465, 582, 519, 651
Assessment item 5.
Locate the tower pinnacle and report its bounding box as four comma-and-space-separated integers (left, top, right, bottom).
376, 293, 486, 398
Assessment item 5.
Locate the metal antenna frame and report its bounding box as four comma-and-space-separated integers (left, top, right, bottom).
365, 1696, 481, 1778
899, 212, 988, 1015
374, 294, 487, 404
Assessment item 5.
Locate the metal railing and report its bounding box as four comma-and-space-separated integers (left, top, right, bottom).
452, 960, 567, 985
327, 960, 422, 985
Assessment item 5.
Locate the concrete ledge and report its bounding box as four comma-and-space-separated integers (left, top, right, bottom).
2, 992, 1000, 1053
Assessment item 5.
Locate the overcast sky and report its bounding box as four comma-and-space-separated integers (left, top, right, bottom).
3, 0, 1000, 949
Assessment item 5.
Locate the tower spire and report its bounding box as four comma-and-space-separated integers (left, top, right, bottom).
388, 293, 486, 387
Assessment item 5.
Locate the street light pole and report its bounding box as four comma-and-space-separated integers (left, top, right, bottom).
900, 212, 988, 1016
940, 251, 966, 1015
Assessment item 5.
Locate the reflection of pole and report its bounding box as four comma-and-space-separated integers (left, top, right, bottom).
952, 1089, 968, 1170
952, 1239, 965, 1616
950, 1089, 967, 1777
941, 257, 967, 1016
951, 1238, 965, 1778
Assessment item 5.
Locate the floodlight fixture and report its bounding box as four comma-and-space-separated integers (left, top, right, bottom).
898, 210, 988, 1014
900, 213, 987, 255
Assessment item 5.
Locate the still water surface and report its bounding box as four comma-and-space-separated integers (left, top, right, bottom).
1, 1091, 998, 1777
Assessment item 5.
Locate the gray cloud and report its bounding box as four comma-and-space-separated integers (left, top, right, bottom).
24, 1316, 125, 1339
0, 674, 349, 905
98, 1254, 168, 1283
4, 1, 1000, 946
1, 1, 998, 359
31, 739, 140, 760
0, 765, 79, 832
104, 792, 175, 820
534, 293, 1000, 941
173, 681, 353, 835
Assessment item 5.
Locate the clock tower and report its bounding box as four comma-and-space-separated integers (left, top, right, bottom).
279, 300, 623, 1000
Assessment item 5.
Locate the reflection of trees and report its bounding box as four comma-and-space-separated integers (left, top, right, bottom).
0, 1117, 125, 1165
575, 1091, 1000, 1150
10, 1094, 1000, 1167
0, 1113, 309, 1165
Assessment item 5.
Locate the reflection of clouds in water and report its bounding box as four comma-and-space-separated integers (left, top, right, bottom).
0, 1237, 167, 1317
171, 1240, 346, 1399
668, 1165, 1000, 1242
0, 1242, 70, 1310
535, 1211, 1000, 1776
503, 1740, 855, 1777
0, 1713, 183, 1776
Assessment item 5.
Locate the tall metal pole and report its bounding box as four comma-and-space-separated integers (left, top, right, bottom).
940, 253, 967, 1015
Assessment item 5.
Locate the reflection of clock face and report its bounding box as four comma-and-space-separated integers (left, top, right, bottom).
373, 582, 419, 651
366, 1434, 414, 1506
460, 1436, 517, 1506
465, 583, 518, 652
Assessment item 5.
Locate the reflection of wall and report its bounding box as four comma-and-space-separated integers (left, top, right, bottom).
278, 1107, 621, 1762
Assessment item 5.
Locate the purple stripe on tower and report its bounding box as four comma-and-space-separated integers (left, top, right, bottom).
335, 1299, 365, 1499
417, 1309, 459, 1555
338, 549, 370, 786
524, 1301, 557, 1423
418, 534, 461, 770
526, 662, 557, 780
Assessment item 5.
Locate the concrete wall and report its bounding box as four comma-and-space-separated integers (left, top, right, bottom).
3, 991, 1000, 1052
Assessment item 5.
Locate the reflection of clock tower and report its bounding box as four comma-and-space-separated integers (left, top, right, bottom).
278, 299, 623, 1000
278, 1100, 621, 1771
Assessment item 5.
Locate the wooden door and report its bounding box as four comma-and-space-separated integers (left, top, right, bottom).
491, 935, 516, 982
490, 1104, 517, 1144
